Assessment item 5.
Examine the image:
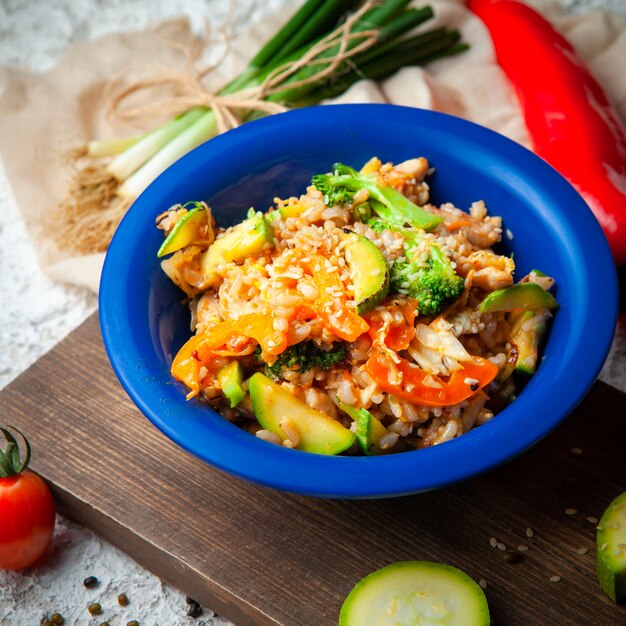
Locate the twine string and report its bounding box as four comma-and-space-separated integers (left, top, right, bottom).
105, 1, 379, 134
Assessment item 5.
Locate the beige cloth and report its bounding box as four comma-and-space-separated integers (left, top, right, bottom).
1, 0, 625, 294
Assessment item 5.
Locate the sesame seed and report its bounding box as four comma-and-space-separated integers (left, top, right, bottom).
613, 504, 624, 511
506, 228, 514, 240
479, 579, 488, 590
526, 528, 534, 538
586, 516, 598, 525
601, 542, 608, 551
549, 575, 561, 583
489, 537, 497, 548
565, 508, 577, 516
517, 544, 529, 552
614, 548, 624, 557
497, 542, 507, 551
577, 547, 589, 555
596, 526, 603, 531
570, 447, 582, 455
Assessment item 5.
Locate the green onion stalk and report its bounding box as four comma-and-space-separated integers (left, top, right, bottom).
57, 0, 468, 254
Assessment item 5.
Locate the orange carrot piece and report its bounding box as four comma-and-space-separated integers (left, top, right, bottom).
366, 351, 498, 407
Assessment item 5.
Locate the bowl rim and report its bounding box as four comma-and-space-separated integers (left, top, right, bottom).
99, 104, 618, 498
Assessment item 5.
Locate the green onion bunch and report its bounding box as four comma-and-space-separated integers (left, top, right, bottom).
59, 0, 467, 254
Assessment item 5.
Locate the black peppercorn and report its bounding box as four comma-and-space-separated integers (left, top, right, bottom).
503, 549, 522, 564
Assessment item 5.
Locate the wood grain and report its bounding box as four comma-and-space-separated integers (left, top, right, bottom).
0, 313, 625, 625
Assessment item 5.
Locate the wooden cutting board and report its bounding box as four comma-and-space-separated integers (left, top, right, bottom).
1, 313, 625, 626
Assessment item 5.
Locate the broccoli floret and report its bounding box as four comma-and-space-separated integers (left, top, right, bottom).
366, 218, 389, 234
255, 341, 346, 381
312, 163, 442, 232
390, 242, 464, 316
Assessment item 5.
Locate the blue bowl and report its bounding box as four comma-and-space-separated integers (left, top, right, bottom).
100, 104, 617, 498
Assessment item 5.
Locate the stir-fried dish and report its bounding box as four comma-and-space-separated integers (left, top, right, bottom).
156, 157, 558, 456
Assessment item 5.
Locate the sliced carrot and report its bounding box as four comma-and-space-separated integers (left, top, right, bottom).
366, 299, 417, 351
445, 218, 473, 231
171, 313, 288, 396
307, 255, 369, 342
199, 313, 288, 356
366, 351, 498, 407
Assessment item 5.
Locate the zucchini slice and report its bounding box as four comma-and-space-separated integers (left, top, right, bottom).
337, 401, 389, 455
344, 232, 389, 315
249, 373, 355, 455
340, 561, 490, 626
157, 204, 208, 258
479, 282, 558, 313
597, 491, 626, 603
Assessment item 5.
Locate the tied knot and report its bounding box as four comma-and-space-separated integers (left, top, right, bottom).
104, 2, 379, 134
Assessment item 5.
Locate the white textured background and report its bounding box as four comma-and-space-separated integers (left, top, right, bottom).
0, 0, 624, 624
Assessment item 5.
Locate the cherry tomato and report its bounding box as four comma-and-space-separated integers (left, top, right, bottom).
0, 427, 55, 570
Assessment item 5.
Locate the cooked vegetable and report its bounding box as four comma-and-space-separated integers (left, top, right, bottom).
366, 351, 498, 407
278, 201, 308, 219
596, 491, 626, 603
200, 209, 274, 286
343, 232, 389, 314
339, 561, 490, 625
161, 156, 557, 455
509, 309, 550, 375
307, 254, 371, 342
249, 373, 356, 454
217, 361, 246, 407
0, 426, 55, 570
367, 217, 465, 316
337, 401, 389, 455
478, 282, 558, 313
390, 243, 464, 316
157, 202, 210, 258
468, 0, 626, 266
255, 342, 346, 381
312, 163, 443, 231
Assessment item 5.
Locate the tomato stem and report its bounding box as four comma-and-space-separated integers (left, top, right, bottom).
0, 425, 31, 477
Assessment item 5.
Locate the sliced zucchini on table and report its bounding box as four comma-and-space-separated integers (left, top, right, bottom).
340, 560, 490, 626
597, 491, 626, 603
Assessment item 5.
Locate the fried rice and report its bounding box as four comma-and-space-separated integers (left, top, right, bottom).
156, 156, 556, 455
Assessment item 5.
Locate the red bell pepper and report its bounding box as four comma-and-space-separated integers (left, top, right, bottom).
468, 0, 626, 266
